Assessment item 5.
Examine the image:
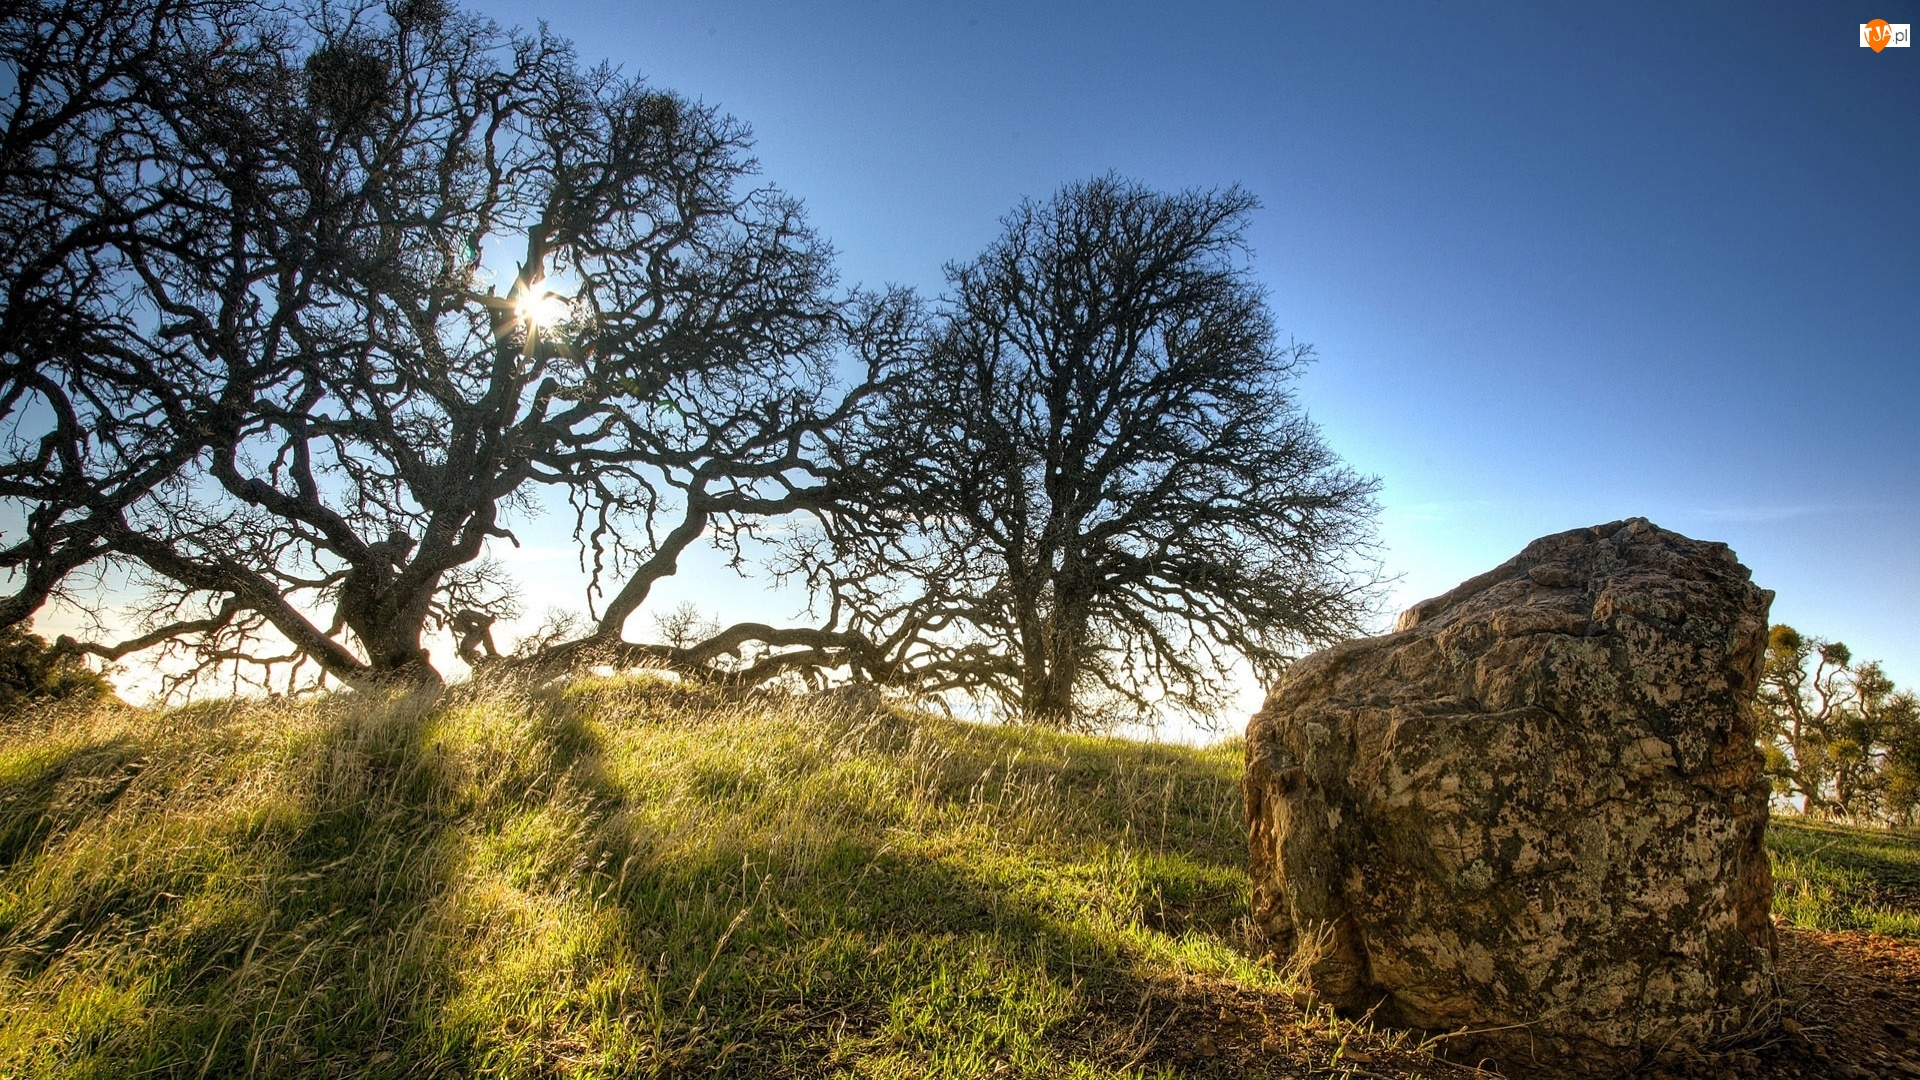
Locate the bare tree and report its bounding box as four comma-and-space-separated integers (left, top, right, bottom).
651, 600, 719, 651
1, 0, 880, 691
1756, 626, 1854, 813
0, 0, 257, 638
791, 177, 1381, 726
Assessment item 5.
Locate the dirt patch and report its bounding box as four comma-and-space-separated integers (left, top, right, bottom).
1702, 927, 1920, 1080
1069, 972, 1491, 1078
1073, 927, 1920, 1078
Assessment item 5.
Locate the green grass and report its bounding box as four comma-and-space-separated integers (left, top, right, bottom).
3, 679, 1916, 1079
1768, 814, 1920, 938
0, 679, 1287, 1078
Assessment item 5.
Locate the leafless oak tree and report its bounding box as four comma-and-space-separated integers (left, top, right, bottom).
790, 177, 1381, 726
0, 0, 250, 639
5, 6, 1376, 712
1, 0, 885, 691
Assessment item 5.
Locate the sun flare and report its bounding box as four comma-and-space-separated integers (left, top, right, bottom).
513, 290, 570, 328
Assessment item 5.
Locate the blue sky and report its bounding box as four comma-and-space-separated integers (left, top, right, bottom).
468, 2, 1920, 680
48, 0, 1797, 707
9, 1, 1912, 711
482, 2, 1918, 692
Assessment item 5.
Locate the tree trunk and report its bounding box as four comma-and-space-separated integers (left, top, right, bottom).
336, 552, 443, 686
1020, 585, 1090, 727
1021, 643, 1076, 725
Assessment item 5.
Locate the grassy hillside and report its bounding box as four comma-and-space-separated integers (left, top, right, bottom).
1, 680, 1916, 1078
1770, 816, 1920, 938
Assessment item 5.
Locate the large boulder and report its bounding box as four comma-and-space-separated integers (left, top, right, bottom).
1244, 518, 1777, 1076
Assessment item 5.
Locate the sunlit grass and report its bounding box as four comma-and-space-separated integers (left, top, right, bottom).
1769, 815, 1920, 939
0, 676, 1282, 1077
9, 680, 1913, 1077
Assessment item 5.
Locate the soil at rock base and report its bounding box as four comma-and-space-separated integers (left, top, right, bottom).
1091, 925, 1920, 1079
1721, 927, 1920, 1080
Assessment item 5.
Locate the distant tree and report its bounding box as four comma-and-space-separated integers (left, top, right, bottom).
652, 601, 721, 651
1884, 696, 1920, 826
1756, 623, 1919, 821
1, 0, 885, 692
1755, 626, 1850, 812
1850, 661, 1920, 823
789, 177, 1380, 726
0, 623, 109, 712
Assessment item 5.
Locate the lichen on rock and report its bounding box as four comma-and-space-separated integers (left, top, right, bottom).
1244, 518, 1777, 1076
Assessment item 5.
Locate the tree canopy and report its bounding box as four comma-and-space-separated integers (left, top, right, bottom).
1756, 624, 1920, 823
3, 4, 1378, 722
788, 177, 1381, 726
0, 621, 110, 712
1, 0, 888, 693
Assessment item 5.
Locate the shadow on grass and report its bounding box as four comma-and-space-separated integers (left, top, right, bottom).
0, 690, 472, 1076
0, 734, 144, 871
1770, 817, 1920, 891
1, 682, 1287, 1078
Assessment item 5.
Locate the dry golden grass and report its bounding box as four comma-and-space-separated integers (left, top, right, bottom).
1, 677, 1290, 1077
6, 676, 1909, 1078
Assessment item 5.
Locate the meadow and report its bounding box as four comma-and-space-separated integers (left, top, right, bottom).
2, 680, 1915, 1078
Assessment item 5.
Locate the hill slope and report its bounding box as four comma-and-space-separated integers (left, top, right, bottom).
2, 680, 1917, 1078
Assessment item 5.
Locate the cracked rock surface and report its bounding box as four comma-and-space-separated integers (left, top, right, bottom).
1244, 518, 1777, 1076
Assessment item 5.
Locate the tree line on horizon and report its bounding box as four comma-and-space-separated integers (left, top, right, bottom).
0, 0, 1380, 728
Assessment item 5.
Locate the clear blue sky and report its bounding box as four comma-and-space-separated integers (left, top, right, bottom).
466, 1, 1919, 689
